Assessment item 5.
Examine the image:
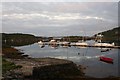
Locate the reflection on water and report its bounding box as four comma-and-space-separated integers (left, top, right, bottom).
15, 43, 119, 78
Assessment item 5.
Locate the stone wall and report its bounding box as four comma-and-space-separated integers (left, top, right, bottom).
32, 62, 83, 79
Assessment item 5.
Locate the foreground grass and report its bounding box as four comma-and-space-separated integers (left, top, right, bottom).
2, 58, 22, 74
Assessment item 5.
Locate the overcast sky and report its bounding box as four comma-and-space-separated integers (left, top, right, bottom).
2, 2, 118, 37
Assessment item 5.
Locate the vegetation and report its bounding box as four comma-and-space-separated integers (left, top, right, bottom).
2, 33, 41, 47
2, 58, 22, 74
96, 27, 120, 46
61, 36, 91, 42
2, 47, 28, 59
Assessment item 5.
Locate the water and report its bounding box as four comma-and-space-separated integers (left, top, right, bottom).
15, 42, 119, 78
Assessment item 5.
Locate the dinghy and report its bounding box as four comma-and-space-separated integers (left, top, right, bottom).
100, 56, 113, 64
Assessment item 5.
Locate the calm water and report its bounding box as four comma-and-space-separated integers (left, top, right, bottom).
15, 42, 119, 78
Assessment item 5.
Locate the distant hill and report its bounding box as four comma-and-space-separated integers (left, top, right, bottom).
2, 33, 41, 47
95, 27, 120, 46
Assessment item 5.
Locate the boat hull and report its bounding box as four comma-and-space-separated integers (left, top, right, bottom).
100, 57, 113, 64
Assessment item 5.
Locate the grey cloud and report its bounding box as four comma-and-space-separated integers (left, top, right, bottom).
2, 2, 118, 36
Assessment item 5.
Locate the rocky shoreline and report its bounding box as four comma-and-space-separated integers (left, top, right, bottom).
4, 58, 85, 80
2, 47, 120, 80
2, 47, 86, 80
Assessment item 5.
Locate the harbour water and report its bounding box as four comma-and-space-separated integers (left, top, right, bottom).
15, 42, 119, 78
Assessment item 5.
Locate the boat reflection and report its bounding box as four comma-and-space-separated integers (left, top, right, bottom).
76, 46, 87, 49
49, 44, 58, 49
101, 48, 111, 52
38, 44, 45, 48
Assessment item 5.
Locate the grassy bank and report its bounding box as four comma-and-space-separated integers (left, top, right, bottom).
2, 58, 22, 74
2, 47, 28, 59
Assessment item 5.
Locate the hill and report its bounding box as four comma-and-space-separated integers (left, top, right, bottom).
2, 33, 41, 47
95, 27, 120, 46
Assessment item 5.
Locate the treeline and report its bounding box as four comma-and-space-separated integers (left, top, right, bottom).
2, 33, 41, 47
61, 36, 92, 42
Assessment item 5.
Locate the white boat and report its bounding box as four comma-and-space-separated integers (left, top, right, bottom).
50, 40, 56, 42
38, 41, 44, 45
49, 39, 57, 45
75, 40, 88, 46
60, 41, 70, 45
94, 34, 115, 47
94, 42, 114, 47
49, 40, 58, 48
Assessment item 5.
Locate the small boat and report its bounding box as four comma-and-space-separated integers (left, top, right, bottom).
49, 40, 57, 45
75, 40, 88, 46
61, 41, 70, 47
38, 41, 44, 45
100, 56, 113, 64
101, 48, 110, 52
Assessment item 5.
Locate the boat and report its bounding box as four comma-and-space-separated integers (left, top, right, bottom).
38, 41, 44, 45
101, 48, 111, 52
75, 40, 88, 46
94, 34, 115, 47
100, 56, 113, 64
94, 42, 115, 47
49, 40, 57, 45
61, 41, 70, 46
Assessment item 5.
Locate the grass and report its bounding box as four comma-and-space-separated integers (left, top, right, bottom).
2, 58, 22, 74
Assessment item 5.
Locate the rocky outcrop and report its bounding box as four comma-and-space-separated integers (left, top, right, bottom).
32, 61, 83, 79
3, 58, 84, 80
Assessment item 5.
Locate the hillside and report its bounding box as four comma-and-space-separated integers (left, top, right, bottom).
95, 27, 120, 46
2, 33, 41, 47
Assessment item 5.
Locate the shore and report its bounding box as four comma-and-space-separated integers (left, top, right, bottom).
2, 47, 85, 79
2, 47, 120, 80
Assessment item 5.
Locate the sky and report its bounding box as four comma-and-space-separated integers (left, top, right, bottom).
1, 0, 120, 2
2, 2, 118, 37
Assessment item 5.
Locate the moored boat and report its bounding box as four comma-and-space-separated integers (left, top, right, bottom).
100, 56, 113, 64
75, 40, 88, 46
94, 42, 115, 47
38, 41, 44, 45
101, 48, 111, 52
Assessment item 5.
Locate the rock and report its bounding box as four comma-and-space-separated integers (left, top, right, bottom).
4, 58, 84, 79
